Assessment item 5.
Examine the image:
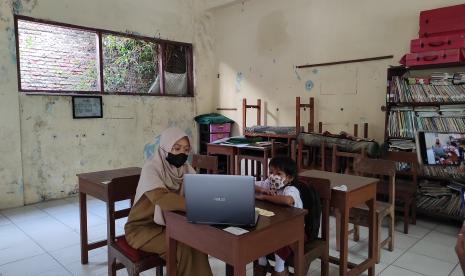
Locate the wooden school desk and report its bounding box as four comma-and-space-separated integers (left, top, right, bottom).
298, 170, 378, 276
206, 143, 238, 175
164, 201, 307, 276
77, 167, 141, 264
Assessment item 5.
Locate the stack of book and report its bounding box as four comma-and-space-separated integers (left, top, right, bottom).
422, 166, 465, 180
453, 72, 465, 85
388, 139, 417, 150
416, 116, 465, 132
389, 76, 465, 103
430, 72, 454, 85
417, 180, 463, 217
387, 109, 415, 138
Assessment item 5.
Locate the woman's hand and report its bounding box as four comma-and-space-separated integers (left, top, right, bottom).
255, 193, 267, 200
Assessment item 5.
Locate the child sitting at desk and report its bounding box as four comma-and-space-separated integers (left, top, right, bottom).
254, 156, 303, 276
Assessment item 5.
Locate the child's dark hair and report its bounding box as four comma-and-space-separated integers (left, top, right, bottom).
268, 156, 298, 186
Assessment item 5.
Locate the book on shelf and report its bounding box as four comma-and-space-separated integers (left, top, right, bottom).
388, 139, 416, 150
417, 180, 463, 217
389, 75, 465, 104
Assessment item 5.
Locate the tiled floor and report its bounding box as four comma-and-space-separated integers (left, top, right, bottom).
0, 196, 462, 276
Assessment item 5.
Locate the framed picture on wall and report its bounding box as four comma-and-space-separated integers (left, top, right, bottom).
72, 96, 103, 119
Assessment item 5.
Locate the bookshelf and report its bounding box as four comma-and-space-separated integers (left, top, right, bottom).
384, 64, 465, 221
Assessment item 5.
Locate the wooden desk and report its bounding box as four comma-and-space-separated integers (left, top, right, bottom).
207, 143, 237, 175
77, 167, 141, 264
236, 143, 287, 180
164, 201, 307, 276
299, 170, 378, 276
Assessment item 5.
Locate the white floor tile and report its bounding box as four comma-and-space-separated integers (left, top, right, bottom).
378, 265, 424, 276
53, 209, 106, 232
0, 253, 62, 276
434, 223, 461, 236
64, 251, 108, 276
1, 205, 49, 224
409, 239, 458, 264
0, 214, 11, 226
395, 223, 431, 239
393, 232, 419, 250
0, 224, 32, 250
0, 238, 44, 266
49, 243, 105, 266
414, 217, 439, 230
349, 239, 407, 265
28, 228, 81, 252
86, 223, 108, 243
14, 216, 73, 236
394, 252, 455, 276
422, 231, 457, 248
32, 266, 72, 276
449, 264, 463, 276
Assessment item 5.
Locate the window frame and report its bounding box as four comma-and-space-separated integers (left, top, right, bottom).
14, 15, 194, 97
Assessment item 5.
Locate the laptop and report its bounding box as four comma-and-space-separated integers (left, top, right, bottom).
184, 174, 258, 227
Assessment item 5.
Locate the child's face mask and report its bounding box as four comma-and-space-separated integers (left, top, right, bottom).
269, 174, 286, 191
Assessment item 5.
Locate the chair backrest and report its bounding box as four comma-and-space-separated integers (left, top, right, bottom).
192, 154, 218, 174
298, 176, 331, 243
295, 139, 325, 172
331, 144, 366, 174
384, 151, 418, 185
106, 175, 140, 243
354, 158, 396, 204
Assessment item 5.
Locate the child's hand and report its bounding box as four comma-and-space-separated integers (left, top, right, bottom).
255, 194, 267, 200
266, 189, 277, 196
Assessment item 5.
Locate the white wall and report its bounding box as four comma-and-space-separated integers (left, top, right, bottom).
210, 0, 465, 139
0, 0, 217, 208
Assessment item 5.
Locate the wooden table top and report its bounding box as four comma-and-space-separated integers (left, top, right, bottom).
77, 167, 141, 184
298, 170, 378, 192
169, 200, 306, 234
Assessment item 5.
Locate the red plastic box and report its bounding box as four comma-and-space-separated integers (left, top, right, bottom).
411, 33, 465, 52
404, 48, 465, 67
419, 4, 465, 37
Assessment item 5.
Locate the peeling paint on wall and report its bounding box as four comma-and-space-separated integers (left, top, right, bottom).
305, 80, 314, 92
235, 72, 243, 92
293, 65, 301, 81
10, 0, 38, 14
144, 134, 160, 160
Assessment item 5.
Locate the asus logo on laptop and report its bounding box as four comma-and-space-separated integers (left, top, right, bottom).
213, 197, 226, 202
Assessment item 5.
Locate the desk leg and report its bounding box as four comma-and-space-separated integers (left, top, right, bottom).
226, 264, 233, 276
166, 233, 177, 276
339, 207, 349, 276
233, 264, 246, 276
292, 236, 305, 276
229, 154, 236, 175
367, 198, 376, 276
236, 157, 242, 175
79, 192, 88, 264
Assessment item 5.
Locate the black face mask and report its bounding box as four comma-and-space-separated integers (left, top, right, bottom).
166, 153, 188, 168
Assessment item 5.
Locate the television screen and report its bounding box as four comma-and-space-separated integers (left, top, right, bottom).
417, 131, 465, 165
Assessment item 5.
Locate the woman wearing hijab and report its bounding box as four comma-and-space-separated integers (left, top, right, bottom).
125, 127, 213, 276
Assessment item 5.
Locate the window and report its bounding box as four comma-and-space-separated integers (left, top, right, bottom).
15, 16, 193, 96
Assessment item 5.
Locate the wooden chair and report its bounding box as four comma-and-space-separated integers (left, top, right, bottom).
382, 151, 418, 234
294, 139, 325, 172
192, 154, 218, 174
340, 158, 396, 263
330, 144, 366, 174
107, 175, 165, 276
265, 177, 330, 276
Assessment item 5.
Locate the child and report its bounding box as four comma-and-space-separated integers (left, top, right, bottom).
254, 156, 303, 276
